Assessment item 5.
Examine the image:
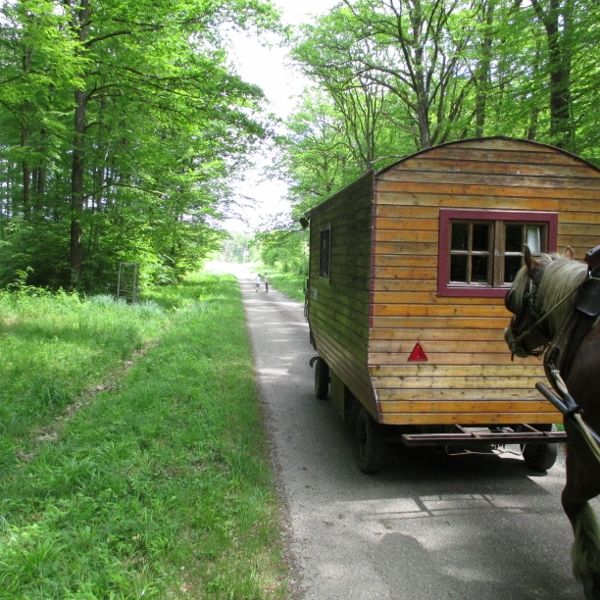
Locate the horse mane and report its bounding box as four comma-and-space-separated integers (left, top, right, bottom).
511, 253, 588, 332
511, 263, 533, 311
536, 255, 588, 330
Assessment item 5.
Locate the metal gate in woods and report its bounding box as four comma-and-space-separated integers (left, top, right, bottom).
117, 262, 139, 303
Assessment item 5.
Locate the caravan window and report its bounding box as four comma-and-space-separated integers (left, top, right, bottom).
438, 209, 558, 297
319, 227, 331, 279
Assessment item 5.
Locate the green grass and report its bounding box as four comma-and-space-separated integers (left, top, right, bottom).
0, 275, 288, 599
0, 290, 165, 470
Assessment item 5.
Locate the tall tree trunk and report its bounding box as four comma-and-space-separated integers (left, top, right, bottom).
32, 126, 47, 214
21, 48, 32, 215
66, 0, 91, 287
531, 0, 573, 149
526, 104, 540, 140
70, 88, 86, 287
411, 0, 431, 149
474, 0, 495, 137
33, 165, 46, 211
21, 129, 31, 215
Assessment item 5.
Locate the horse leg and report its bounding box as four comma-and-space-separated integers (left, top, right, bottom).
565, 499, 600, 598
562, 452, 600, 599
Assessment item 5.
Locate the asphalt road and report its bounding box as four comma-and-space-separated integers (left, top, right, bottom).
239, 273, 588, 600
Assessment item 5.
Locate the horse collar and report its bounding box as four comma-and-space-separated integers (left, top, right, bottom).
544, 274, 600, 384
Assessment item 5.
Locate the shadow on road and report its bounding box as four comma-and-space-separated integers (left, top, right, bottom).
236, 268, 582, 600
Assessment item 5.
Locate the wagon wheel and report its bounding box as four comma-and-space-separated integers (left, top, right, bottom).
522, 425, 559, 471
313, 357, 329, 400
354, 407, 386, 474
523, 442, 558, 471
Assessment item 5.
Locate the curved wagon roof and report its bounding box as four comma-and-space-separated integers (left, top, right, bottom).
306, 136, 600, 218
376, 136, 600, 177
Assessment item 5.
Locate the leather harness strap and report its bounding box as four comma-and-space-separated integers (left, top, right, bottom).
544, 273, 600, 385
537, 246, 600, 463
542, 242, 600, 384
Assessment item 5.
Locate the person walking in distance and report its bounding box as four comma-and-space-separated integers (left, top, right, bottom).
264, 276, 269, 293
255, 273, 261, 292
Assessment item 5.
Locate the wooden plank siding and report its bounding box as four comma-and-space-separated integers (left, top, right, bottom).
307, 172, 378, 415
369, 137, 600, 426
307, 138, 600, 428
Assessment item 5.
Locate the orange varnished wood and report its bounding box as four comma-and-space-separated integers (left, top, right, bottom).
306, 138, 600, 427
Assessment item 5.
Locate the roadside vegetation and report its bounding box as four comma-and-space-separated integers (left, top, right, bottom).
0, 275, 288, 599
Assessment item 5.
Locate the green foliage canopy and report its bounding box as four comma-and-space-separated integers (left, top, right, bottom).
260, 0, 600, 276
282, 0, 600, 218
0, 0, 278, 290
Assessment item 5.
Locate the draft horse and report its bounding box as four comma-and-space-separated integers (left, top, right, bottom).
504, 246, 600, 599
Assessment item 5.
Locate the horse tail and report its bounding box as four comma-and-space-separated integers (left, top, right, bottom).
572, 502, 600, 596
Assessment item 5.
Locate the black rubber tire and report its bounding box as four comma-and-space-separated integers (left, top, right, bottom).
314, 357, 329, 400
522, 426, 558, 471
523, 442, 558, 471
354, 407, 386, 474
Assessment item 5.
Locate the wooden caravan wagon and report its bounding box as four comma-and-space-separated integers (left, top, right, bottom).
304, 137, 600, 473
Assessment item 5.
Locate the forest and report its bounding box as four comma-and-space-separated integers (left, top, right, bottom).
0, 0, 276, 290
1, 0, 599, 289
257, 0, 600, 273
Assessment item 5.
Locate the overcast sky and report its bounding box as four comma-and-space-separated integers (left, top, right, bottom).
222, 0, 339, 233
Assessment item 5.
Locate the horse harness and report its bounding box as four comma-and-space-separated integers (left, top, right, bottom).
545, 268, 600, 384
537, 246, 600, 461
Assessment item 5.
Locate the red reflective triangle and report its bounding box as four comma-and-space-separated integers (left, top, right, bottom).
408, 342, 428, 362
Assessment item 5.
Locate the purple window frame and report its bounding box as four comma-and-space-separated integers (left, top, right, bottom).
437, 209, 558, 298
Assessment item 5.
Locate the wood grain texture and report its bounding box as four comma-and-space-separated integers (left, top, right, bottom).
307, 138, 600, 428
307, 172, 377, 416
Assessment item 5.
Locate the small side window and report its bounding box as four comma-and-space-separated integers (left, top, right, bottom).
319, 227, 331, 279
